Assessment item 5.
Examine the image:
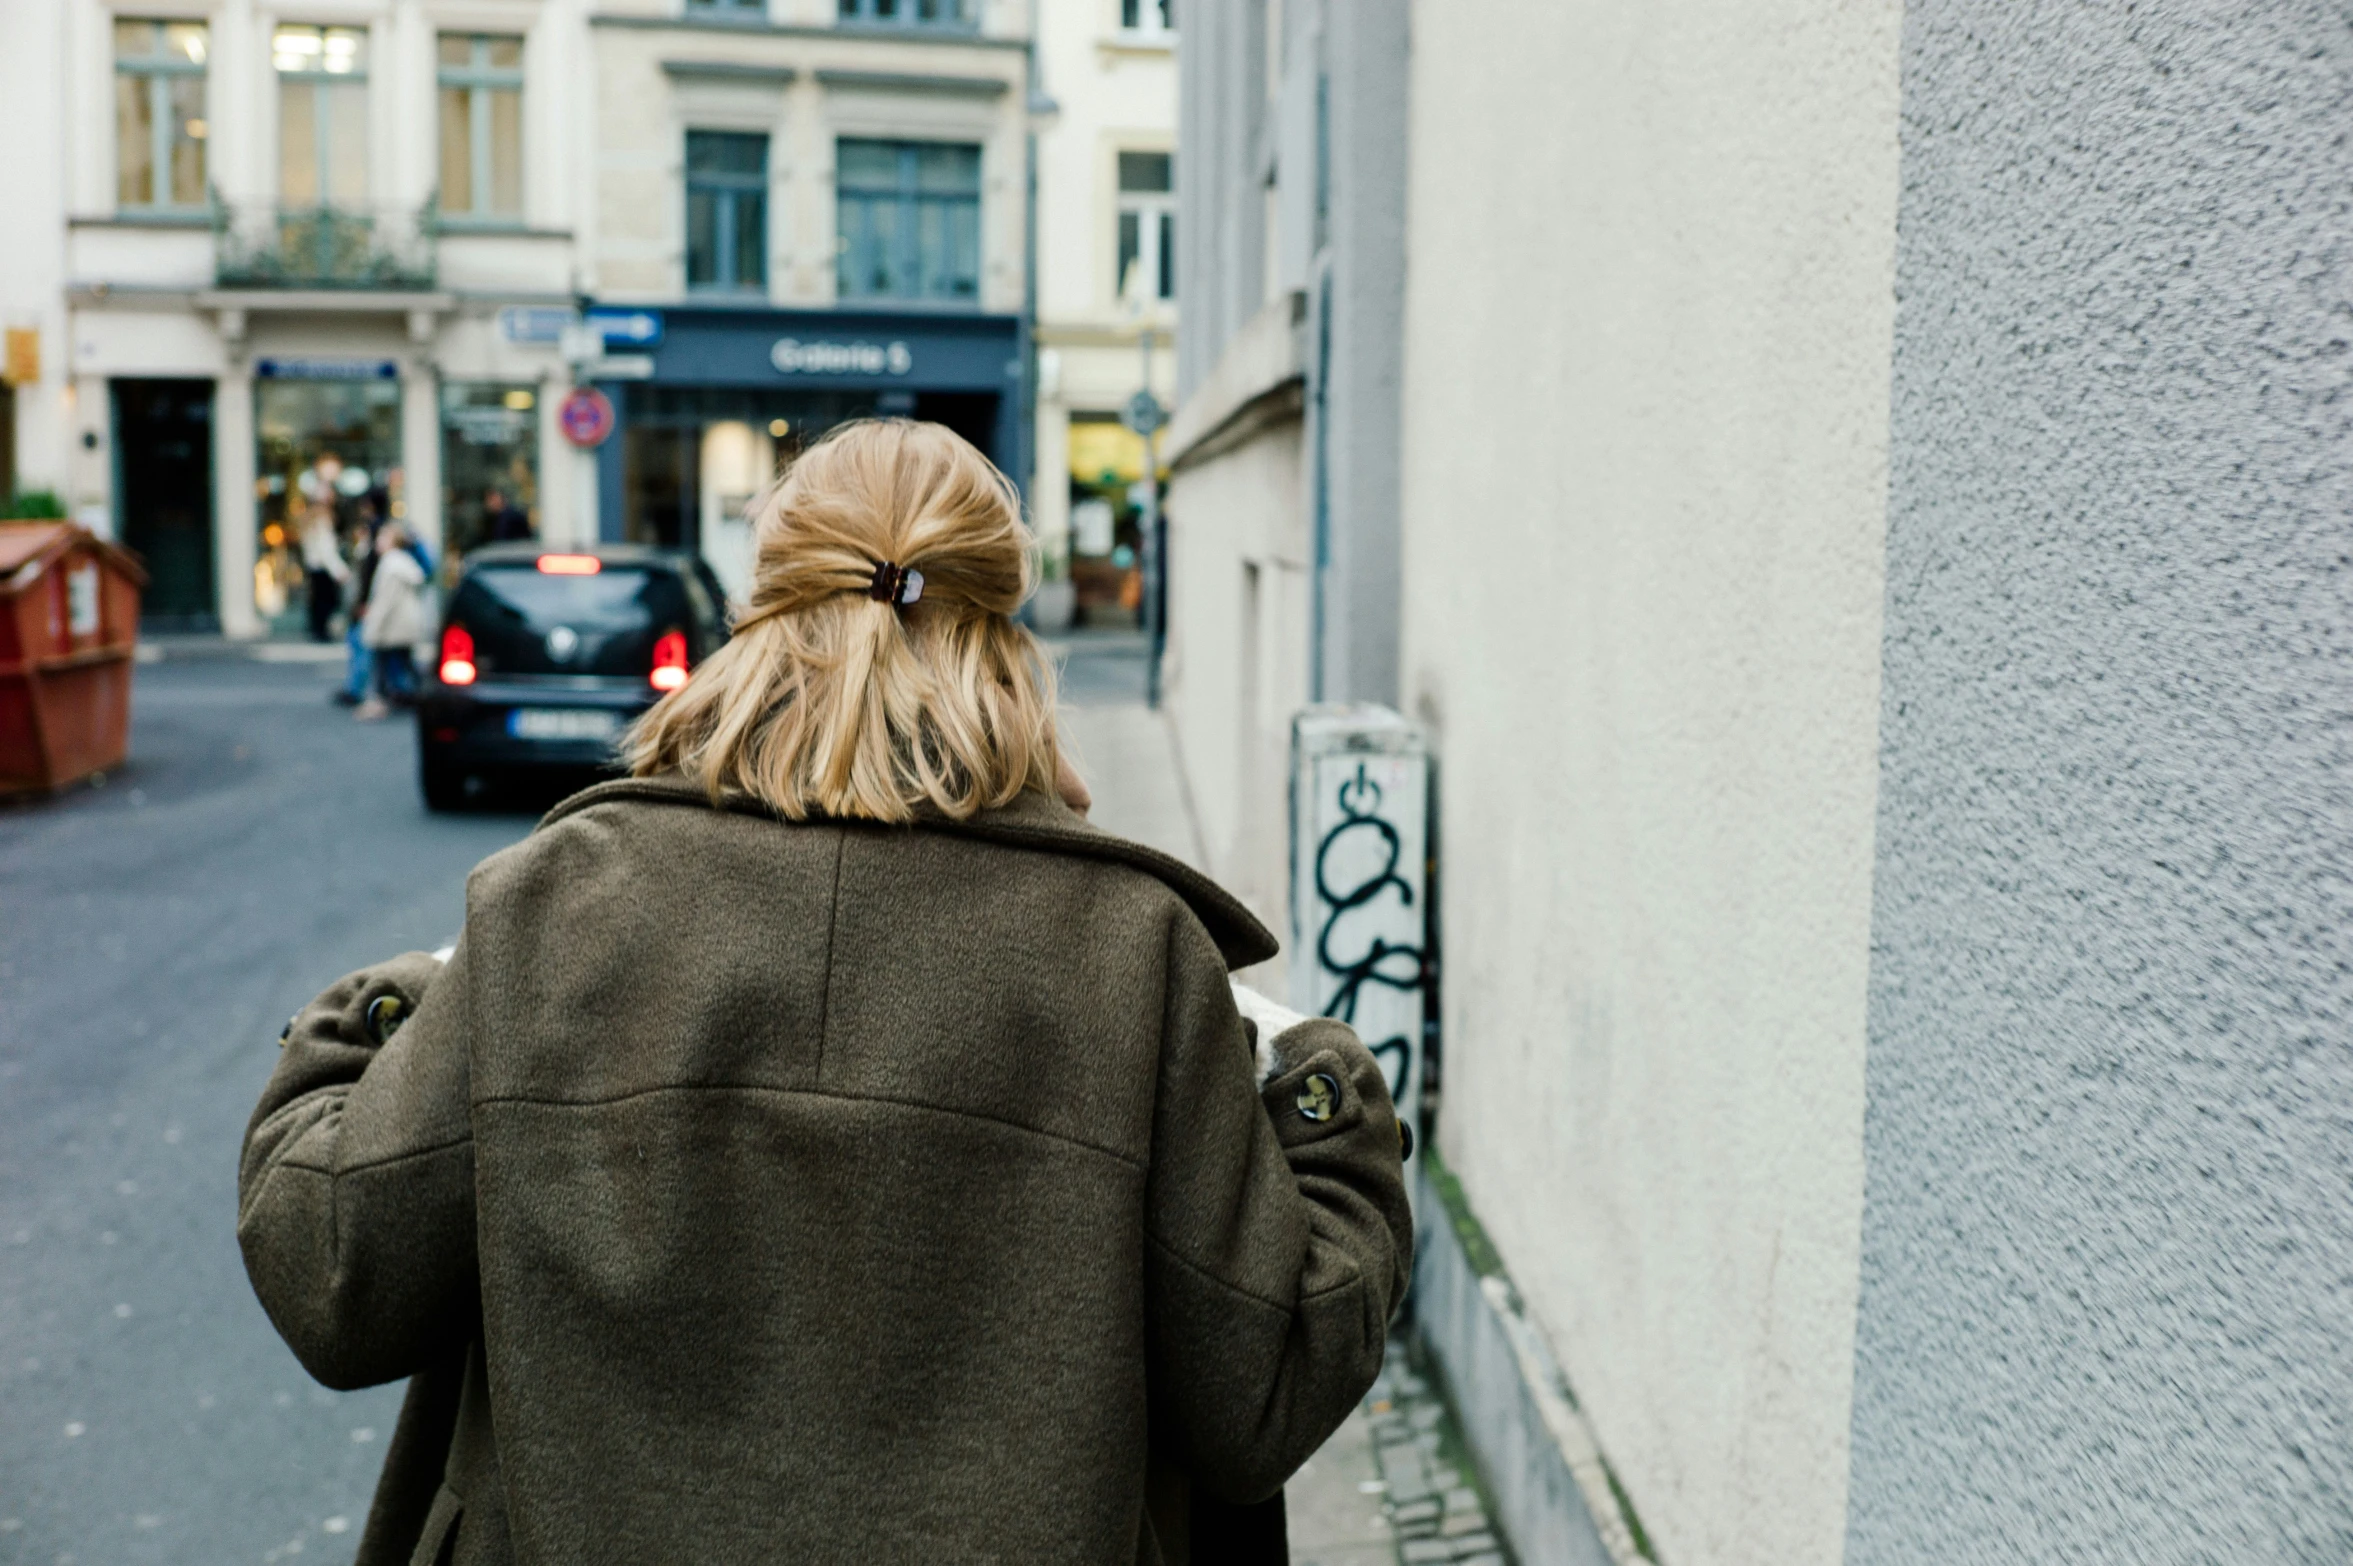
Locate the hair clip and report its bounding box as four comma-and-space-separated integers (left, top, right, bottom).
867, 561, 925, 606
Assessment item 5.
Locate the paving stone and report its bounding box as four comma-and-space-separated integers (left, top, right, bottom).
1443, 1486, 1484, 1516
1445, 1532, 1500, 1556
1441, 1509, 1491, 1536
1400, 1540, 1455, 1564
1410, 1402, 1445, 1431
1455, 1554, 1508, 1566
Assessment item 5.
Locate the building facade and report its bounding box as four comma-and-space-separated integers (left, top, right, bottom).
0, 0, 1044, 633
1162, 0, 1407, 952
579, 0, 1034, 605
1180, 3, 2353, 1564
1026, 0, 1176, 629
1, 0, 593, 635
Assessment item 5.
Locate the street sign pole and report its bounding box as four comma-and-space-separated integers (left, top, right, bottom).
1140, 328, 1162, 709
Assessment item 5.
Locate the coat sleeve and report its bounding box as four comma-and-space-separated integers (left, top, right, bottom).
1142, 914, 1415, 1503
237, 944, 478, 1391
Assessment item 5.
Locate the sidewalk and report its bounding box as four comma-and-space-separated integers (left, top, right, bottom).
1053, 635, 1509, 1566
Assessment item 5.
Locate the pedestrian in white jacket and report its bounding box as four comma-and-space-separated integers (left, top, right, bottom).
356, 525, 426, 721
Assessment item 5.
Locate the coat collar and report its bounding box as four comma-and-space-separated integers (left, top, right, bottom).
539, 775, 1281, 971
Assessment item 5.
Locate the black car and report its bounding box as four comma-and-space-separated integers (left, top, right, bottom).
416, 544, 729, 810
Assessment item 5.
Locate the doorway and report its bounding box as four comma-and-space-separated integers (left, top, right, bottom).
254, 376, 401, 635
112, 379, 216, 628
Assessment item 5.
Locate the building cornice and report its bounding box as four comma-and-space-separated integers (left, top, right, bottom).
815, 68, 1009, 96
590, 14, 1027, 50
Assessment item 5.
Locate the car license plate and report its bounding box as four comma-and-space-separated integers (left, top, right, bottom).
509, 708, 621, 742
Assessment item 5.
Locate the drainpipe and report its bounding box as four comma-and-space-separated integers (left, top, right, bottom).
1021, 9, 1058, 519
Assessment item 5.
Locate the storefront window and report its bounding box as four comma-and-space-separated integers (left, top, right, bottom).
1067, 413, 1152, 626
442, 383, 540, 562
254, 376, 401, 637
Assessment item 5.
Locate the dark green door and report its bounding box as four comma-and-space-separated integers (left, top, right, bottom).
113, 379, 215, 626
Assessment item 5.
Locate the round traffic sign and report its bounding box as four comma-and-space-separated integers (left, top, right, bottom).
558, 387, 616, 448
1120, 389, 1167, 436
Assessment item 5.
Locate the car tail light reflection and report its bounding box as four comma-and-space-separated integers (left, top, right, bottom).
438, 625, 477, 686
650, 629, 689, 692
537, 554, 601, 575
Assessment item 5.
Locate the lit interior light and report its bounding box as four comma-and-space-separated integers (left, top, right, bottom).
185, 119, 208, 140
536, 554, 601, 576
503, 389, 535, 411
768, 418, 789, 438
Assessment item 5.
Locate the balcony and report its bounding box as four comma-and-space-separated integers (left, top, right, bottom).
211, 197, 437, 291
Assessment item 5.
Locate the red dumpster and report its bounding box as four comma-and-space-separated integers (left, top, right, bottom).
0, 522, 148, 795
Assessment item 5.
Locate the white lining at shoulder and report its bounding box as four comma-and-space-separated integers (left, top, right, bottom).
1230, 981, 1311, 1086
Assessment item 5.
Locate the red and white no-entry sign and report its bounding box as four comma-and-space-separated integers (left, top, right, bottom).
558, 387, 616, 448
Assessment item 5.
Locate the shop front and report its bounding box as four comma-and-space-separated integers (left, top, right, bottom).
591, 306, 1023, 604
251, 359, 403, 638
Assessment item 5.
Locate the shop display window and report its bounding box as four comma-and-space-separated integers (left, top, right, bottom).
253, 378, 401, 636
442, 384, 541, 562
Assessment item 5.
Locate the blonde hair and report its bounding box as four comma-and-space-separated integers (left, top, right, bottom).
623, 418, 1059, 823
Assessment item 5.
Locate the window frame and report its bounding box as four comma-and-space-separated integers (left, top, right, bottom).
834, 138, 983, 306
272, 23, 371, 208
1118, 0, 1175, 40
838, 0, 977, 35
684, 130, 771, 295
436, 34, 526, 226
114, 19, 208, 215
1115, 150, 1175, 305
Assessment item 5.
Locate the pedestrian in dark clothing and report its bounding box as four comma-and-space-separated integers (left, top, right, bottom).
239, 419, 1411, 1566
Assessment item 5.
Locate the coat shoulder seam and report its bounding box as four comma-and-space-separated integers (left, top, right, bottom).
472, 1082, 1147, 1170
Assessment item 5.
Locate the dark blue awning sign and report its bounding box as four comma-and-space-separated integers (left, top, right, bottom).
586, 310, 664, 346
255, 358, 398, 380
770, 338, 914, 376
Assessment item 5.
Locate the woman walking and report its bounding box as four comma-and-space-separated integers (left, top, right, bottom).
238, 419, 1411, 1565
355, 522, 426, 719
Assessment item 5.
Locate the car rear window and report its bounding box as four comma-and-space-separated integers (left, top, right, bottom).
450, 564, 695, 679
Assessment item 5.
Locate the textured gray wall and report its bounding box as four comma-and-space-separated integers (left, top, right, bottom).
1848, 5, 2353, 1560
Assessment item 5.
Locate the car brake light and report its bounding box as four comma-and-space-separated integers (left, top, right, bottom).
650, 629, 689, 692
537, 554, 601, 575
438, 625, 477, 686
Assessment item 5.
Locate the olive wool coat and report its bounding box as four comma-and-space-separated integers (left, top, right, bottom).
237, 776, 1412, 1566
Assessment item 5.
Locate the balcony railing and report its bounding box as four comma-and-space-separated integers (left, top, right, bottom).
211, 195, 438, 291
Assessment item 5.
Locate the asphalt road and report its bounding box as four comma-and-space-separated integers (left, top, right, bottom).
0, 651, 534, 1566
0, 632, 1149, 1566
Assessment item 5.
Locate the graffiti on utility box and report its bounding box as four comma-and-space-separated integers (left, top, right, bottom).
1290, 708, 1431, 1135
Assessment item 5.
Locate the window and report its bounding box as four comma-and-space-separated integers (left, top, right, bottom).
686, 0, 766, 15
274, 25, 368, 205
1116, 151, 1174, 303
839, 0, 972, 31
836, 140, 981, 304
1120, 0, 1174, 36
686, 132, 768, 293
438, 35, 523, 222
114, 20, 207, 211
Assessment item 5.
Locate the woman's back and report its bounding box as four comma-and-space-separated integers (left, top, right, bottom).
237, 421, 1411, 1565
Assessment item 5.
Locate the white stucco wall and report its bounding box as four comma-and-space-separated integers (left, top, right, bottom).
1395, 4, 1902, 1562
1161, 405, 1307, 962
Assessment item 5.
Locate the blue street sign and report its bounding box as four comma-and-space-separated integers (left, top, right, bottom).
585, 310, 664, 347
499, 306, 577, 345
